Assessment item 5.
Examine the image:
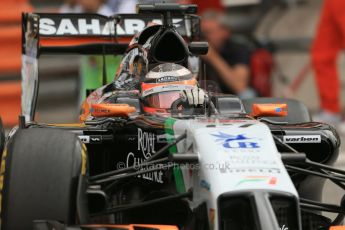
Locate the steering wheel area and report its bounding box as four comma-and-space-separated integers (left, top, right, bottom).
170, 97, 195, 115
170, 95, 218, 116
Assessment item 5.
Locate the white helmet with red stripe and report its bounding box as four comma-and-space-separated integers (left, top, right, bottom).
140, 63, 198, 114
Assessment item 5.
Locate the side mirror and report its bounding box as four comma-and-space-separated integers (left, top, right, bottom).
188, 42, 209, 56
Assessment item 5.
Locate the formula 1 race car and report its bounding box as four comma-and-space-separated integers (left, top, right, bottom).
0, 3, 344, 230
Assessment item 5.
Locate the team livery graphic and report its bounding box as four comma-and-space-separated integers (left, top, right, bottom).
212, 132, 260, 149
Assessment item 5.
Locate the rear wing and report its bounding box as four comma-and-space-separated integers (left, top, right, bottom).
21, 12, 200, 121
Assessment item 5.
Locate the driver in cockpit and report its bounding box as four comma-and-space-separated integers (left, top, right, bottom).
98, 46, 206, 114
140, 63, 205, 114
85, 21, 206, 115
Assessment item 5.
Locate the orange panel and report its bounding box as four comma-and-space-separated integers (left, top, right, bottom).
0, 26, 22, 74
91, 104, 136, 118
0, 39, 21, 74
0, 1, 32, 74
0, 58, 21, 74
0, 81, 21, 127
0, 3, 32, 23
251, 103, 288, 118
0, 27, 21, 41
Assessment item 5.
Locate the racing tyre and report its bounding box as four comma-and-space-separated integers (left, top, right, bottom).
242, 97, 311, 123
0, 128, 86, 229
0, 117, 4, 155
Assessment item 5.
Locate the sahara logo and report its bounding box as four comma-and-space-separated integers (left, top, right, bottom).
39, 18, 183, 36
236, 176, 277, 187
212, 132, 260, 149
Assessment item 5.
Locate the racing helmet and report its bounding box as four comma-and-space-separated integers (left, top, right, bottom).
141, 63, 197, 114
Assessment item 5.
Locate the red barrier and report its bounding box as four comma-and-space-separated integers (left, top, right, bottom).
0, 0, 32, 127
0, 82, 21, 127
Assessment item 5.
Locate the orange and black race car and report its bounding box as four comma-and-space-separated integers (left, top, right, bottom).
0, 3, 344, 230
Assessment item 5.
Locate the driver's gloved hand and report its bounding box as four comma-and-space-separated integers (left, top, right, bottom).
182, 86, 206, 106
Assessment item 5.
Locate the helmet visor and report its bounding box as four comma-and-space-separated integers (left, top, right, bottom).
144, 91, 182, 109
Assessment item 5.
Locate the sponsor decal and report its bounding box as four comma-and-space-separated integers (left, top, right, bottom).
197, 118, 247, 123
78, 135, 102, 144
157, 133, 174, 144
212, 132, 260, 149
91, 108, 109, 113
90, 136, 102, 143
219, 166, 281, 174
236, 176, 277, 187
125, 128, 163, 183
223, 148, 261, 153
156, 76, 179, 83
39, 17, 184, 36
200, 179, 211, 191
162, 85, 183, 90
283, 135, 321, 143
142, 88, 154, 95
274, 106, 287, 113
142, 84, 193, 97
79, 135, 90, 144
137, 128, 155, 158
228, 155, 277, 166
126, 152, 164, 183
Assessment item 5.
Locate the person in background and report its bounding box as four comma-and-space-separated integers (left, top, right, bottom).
201, 11, 255, 99
59, 0, 82, 13
76, 0, 119, 103
179, 0, 225, 14
60, 0, 136, 15
311, 0, 345, 128
78, 0, 113, 15
106, 0, 137, 14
